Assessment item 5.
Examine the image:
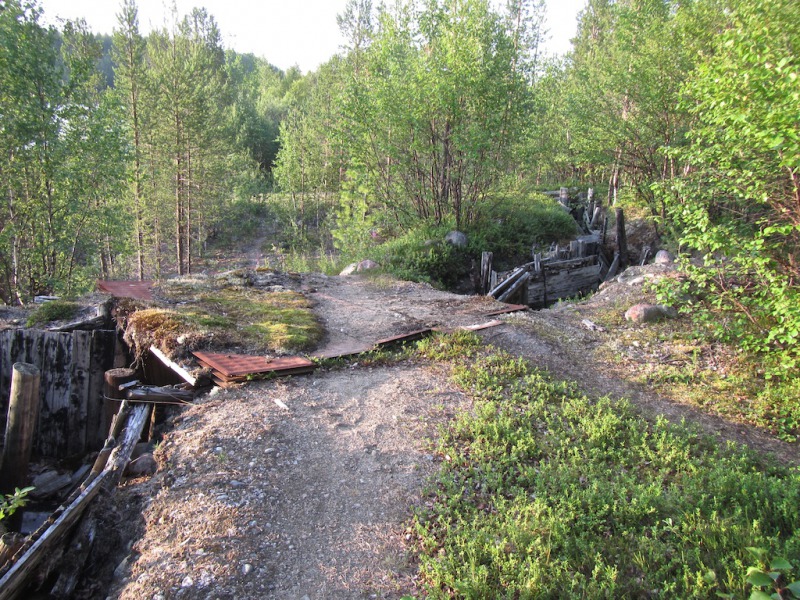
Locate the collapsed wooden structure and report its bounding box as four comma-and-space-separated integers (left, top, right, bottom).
484, 188, 623, 307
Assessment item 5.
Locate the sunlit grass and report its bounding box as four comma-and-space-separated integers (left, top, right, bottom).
410, 332, 800, 599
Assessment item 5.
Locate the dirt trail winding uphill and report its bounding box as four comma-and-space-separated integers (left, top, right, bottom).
97, 272, 798, 600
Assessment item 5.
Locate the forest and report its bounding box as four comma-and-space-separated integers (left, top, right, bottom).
0, 0, 797, 376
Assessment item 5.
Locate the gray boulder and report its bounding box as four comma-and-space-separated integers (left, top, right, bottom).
624, 303, 677, 323
356, 259, 379, 272
654, 250, 674, 265
445, 231, 468, 247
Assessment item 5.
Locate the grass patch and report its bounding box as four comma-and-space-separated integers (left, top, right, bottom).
124, 287, 322, 359
410, 332, 800, 599
26, 300, 82, 327
588, 301, 800, 443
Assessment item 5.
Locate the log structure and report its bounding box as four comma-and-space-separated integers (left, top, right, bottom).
0, 329, 118, 458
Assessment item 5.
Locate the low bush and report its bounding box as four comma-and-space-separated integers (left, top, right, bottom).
26, 300, 82, 327
411, 333, 800, 599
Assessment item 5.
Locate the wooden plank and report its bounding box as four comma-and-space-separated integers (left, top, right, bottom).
616, 208, 628, 269
69, 331, 92, 457
498, 272, 531, 303
460, 320, 503, 332
149, 346, 197, 386
488, 266, 527, 298
480, 252, 493, 295
37, 333, 72, 457
89, 331, 117, 449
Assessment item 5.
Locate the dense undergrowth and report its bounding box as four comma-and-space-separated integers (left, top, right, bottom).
411, 332, 800, 599
267, 191, 577, 288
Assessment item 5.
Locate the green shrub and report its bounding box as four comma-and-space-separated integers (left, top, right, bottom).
26, 300, 82, 327
469, 194, 577, 263
372, 228, 471, 287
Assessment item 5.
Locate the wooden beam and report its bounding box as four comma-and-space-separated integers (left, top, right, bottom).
498, 272, 531, 303
149, 346, 197, 386
0, 363, 41, 496
480, 252, 493, 295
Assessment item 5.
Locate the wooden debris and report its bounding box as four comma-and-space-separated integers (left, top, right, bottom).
148, 346, 198, 386
497, 272, 530, 303
125, 385, 194, 404
0, 403, 151, 600
459, 320, 503, 332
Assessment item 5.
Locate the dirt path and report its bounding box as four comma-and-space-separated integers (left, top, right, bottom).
107, 364, 468, 600
100, 272, 798, 600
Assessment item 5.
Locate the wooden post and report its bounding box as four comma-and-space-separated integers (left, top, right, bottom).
615, 208, 628, 270
103, 368, 137, 437
559, 187, 569, 207
590, 206, 602, 229
480, 252, 493, 295
0, 363, 41, 496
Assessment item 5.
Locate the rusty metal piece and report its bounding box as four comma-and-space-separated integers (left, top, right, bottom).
375, 328, 432, 347
192, 351, 316, 380
96, 280, 154, 301
484, 304, 527, 316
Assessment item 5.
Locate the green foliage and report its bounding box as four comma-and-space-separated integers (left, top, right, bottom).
468, 193, 577, 263
658, 0, 800, 379
731, 548, 800, 600
0, 487, 34, 522
329, 191, 576, 288
366, 225, 471, 288
0, 2, 128, 302
411, 334, 800, 599
341, 0, 538, 230
26, 300, 82, 327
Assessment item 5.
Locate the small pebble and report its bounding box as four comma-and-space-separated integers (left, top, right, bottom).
242, 563, 253, 575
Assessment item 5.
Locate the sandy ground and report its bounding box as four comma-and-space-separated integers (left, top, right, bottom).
87, 270, 798, 600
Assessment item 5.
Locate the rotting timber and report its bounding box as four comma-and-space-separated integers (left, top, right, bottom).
485, 188, 613, 307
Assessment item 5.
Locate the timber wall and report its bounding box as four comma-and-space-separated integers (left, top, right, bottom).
0, 329, 118, 458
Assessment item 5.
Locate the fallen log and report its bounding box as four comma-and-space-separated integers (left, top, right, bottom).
497, 272, 530, 303
125, 385, 194, 404
0, 403, 151, 600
